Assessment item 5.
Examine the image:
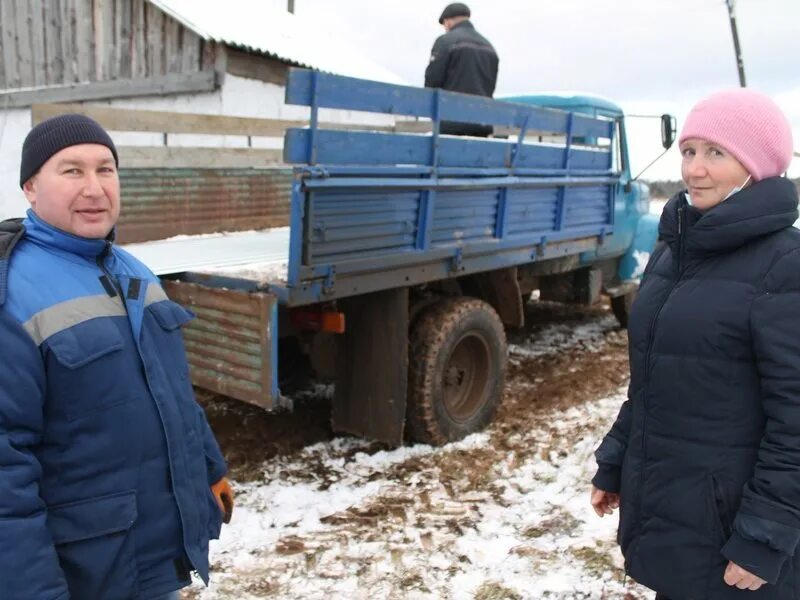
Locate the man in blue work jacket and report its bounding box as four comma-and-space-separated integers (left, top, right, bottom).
0, 114, 233, 600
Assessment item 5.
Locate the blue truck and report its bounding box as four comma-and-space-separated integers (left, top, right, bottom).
145, 68, 674, 445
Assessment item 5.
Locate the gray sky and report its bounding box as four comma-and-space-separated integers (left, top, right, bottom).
290, 0, 800, 180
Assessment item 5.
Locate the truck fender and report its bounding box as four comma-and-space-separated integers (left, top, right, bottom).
617, 213, 659, 284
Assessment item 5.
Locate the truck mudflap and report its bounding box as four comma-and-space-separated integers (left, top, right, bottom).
333, 287, 409, 445
616, 212, 659, 285
161, 280, 280, 410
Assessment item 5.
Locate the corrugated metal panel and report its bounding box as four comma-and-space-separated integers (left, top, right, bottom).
162, 280, 276, 409
562, 186, 611, 229
308, 190, 420, 263
506, 188, 559, 235
117, 168, 291, 243
431, 189, 498, 245
122, 229, 289, 277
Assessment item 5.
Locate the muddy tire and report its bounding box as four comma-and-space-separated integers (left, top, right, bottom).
406, 297, 507, 445
611, 290, 637, 328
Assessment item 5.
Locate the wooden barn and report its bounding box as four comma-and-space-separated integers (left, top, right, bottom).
0, 0, 402, 222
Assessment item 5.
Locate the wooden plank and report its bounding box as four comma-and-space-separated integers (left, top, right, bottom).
117, 146, 284, 168
76, 0, 93, 81
102, 0, 115, 79
2, 0, 20, 89
226, 48, 288, 86
213, 42, 226, 86
164, 11, 182, 74
42, 0, 61, 84
3, 70, 217, 107
131, 0, 145, 78
200, 39, 214, 71
394, 120, 432, 134
181, 26, 201, 72
283, 128, 609, 171
0, 2, 5, 89
29, 0, 46, 87
145, 0, 163, 76
116, 0, 131, 79
31, 101, 396, 136
60, 0, 77, 83
14, 0, 34, 87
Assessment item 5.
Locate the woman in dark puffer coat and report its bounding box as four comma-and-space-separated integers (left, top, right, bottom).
590, 88, 799, 599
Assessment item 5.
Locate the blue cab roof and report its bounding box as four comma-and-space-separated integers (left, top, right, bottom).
501, 94, 624, 119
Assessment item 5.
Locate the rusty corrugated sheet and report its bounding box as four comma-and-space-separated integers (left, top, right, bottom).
117, 168, 292, 243
162, 280, 276, 409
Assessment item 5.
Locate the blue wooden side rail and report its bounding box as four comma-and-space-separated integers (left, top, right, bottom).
276, 68, 620, 306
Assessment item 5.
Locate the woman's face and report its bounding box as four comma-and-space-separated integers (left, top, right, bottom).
680, 138, 751, 210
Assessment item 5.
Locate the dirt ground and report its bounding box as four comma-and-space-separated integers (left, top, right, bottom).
187, 299, 649, 599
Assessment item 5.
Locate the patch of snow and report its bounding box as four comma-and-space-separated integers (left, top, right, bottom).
190, 389, 649, 599
508, 314, 619, 359
631, 249, 650, 279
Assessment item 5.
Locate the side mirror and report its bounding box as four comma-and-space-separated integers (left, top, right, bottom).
661, 114, 677, 149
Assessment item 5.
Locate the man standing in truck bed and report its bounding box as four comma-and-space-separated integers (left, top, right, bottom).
425, 2, 499, 137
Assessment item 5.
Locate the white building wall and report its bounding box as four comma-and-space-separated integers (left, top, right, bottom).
0, 109, 38, 219
0, 73, 396, 220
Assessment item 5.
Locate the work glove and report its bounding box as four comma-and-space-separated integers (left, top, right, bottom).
211, 477, 234, 524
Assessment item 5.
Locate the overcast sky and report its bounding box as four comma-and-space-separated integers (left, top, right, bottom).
288, 0, 800, 181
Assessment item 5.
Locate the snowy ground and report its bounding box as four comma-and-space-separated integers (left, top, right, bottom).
185, 302, 650, 600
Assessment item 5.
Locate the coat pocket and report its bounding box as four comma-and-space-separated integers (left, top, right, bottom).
708, 474, 733, 542
149, 299, 194, 332
148, 299, 194, 382
48, 490, 139, 599
45, 318, 132, 421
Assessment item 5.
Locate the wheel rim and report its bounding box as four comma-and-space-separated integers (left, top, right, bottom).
442, 332, 491, 423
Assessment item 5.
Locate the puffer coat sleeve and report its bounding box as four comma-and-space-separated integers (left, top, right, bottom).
721, 247, 800, 584
592, 397, 632, 493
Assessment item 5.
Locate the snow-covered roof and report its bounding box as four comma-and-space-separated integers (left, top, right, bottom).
148, 0, 405, 84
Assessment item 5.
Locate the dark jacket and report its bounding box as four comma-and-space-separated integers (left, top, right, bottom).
0, 211, 227, 600
424, 20, 499, 136
593, 177, 800, 598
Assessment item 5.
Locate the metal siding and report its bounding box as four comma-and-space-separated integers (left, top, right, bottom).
505, 188, 559, 235
161, 280, 276, 409
307, 189, 420, 263
116, 168, 291, 243
431, 189, 497, 245
562, 186, 611, 229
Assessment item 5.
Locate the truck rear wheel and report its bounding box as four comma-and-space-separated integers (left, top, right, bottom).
611, 290, 637, 328
406, 298, 507, 445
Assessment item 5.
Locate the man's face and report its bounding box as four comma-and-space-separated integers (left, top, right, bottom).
23, 144, 120, 239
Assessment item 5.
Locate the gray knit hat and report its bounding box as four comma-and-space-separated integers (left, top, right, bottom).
20, 113, 118, 188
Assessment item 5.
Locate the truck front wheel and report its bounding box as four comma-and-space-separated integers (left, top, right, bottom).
406, 298, 507, 445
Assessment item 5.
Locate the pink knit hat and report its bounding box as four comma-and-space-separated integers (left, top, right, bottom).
679, 88, 794, 181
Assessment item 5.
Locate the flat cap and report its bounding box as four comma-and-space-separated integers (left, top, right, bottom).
439, 3, 470, 24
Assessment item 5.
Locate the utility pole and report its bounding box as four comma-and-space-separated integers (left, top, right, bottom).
288, 0, 295, 13
725, 0, 747, 87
